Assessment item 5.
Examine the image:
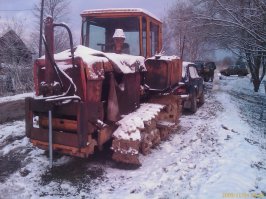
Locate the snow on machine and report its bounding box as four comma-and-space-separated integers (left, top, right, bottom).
25, 8, 183, 165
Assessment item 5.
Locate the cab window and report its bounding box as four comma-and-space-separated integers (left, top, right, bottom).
150, 22, 159, 56
142, 17, 147, 57
82, 17, 140, 55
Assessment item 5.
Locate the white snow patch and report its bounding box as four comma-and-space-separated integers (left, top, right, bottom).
196, 91, 262, 198
104, 52, 145, 74
0, 74, 265, 199
0, 121, 25, 142
0, 92, 34, 103
146, 55, 180, 61
44, 45, 145, 76
81, 8, 162, 22
113, 103, 164, 141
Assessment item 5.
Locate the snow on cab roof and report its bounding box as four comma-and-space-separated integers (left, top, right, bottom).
81, 8, 162, 23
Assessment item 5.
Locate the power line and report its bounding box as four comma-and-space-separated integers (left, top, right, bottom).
0, 9, 33, 12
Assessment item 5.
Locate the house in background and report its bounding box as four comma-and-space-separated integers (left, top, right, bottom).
0, 30, 34, 95
0, 29, 32, 65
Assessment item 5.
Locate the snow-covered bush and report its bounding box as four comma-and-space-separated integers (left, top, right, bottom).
0, 63, 33, 96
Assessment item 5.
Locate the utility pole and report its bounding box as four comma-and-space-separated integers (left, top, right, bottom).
39, 0, 44, 57
181, 35, 186, 60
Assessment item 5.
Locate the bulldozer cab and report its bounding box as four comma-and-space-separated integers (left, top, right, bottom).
81, 8, 162, 58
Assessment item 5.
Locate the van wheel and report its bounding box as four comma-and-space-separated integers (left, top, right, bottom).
199, 92, 205, 106
204, 77, 210, 82
190, 91, 197, 113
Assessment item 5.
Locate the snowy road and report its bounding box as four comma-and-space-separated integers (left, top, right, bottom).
0, 76, 265, 199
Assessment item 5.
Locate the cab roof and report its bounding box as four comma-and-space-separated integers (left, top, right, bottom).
81, 8, 162, 24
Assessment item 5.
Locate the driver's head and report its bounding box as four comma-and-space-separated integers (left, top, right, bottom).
113, 29, 126, 39
113, 29, 125, 53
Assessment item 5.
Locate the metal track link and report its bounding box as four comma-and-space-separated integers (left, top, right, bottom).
111, 95, 182, 165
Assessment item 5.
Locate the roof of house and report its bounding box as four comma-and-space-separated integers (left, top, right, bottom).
0, 30, 31, 54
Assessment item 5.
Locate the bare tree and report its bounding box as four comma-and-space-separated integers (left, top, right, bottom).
31, 0, 71, 55
192, 0, 266, 91
164, 1, 215, 61
0, 17, 25, 38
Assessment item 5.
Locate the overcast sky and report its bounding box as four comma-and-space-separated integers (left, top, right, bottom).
0, 0, 231, 60
0, 0, 177, 40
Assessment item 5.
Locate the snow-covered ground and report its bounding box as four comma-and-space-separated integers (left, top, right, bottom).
0, 75, 265, 199
0, 92, 34, 103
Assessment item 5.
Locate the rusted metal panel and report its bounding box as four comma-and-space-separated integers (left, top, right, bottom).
34, 54, 87, 101
39, 16, 78, 97
170, 59, 182, 85
71, 57, 87, 101
31, 137, 96, 158
145, 58, 182, 91
98, 125, 115, 150
103, 61, 113, 72
31, 128, 80, 147
52, 103, 77, 117
87, 101, 104, 121
39, 117, 98, 135
33, 60, 44, 96
29, 97, 103, 122
39, 117, 78, 132
63, 61, 86, 101
44, 17, 55, 85
145, 60, 169, 90
116, 73, 140, 115
84, 61, 105, 81
29, 99, 54, 113
77, 102, 88, 147
86, 80, 102, 102
107, 73, 120, 122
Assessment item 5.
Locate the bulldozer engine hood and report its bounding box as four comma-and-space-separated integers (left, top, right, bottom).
42, 45, 146, 80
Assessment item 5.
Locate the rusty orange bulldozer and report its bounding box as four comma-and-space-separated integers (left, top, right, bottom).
25, 8, 183, 166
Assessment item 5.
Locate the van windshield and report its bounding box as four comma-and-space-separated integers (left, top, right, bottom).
82, 17, 140, 56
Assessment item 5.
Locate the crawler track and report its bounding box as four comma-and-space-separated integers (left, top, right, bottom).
111, 95, 182, 165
